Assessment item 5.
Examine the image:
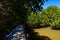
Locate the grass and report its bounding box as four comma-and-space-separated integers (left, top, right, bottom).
34, 27, 60, 40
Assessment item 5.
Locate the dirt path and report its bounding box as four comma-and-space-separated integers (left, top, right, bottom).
34, 27, 60, 40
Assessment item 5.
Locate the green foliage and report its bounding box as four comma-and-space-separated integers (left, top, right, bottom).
25, 5, 60, 29
40, 6, 60, 29
37, 12, 50, 27
26, 12, 39, 27
51, 19, 60, 29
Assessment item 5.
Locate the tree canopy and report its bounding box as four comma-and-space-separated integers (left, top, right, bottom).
0, 0, 48, 40
0, 0, 48, 12
26, 5, 60, 28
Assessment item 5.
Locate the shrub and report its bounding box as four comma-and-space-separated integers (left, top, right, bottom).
40, 6, 60, 29
26, 12, 39, 28
50, 20, 60, 29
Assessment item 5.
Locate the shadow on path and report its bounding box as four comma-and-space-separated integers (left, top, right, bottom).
25, 25, 51, 40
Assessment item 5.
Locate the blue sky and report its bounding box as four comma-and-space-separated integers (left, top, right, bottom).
43, 0, 60, 8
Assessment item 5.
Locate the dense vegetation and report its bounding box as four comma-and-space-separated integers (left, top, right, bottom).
1, 0, 60, 40
26, 6, 60, 29
0, 0, 48, 40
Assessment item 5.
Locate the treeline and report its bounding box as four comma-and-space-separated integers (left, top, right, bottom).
26, 6, 60, 29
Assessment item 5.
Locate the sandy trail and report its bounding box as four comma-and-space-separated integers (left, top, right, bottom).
34, 27, 60, 40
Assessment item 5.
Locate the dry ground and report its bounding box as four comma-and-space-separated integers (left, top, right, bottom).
34, 27, 60, 40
